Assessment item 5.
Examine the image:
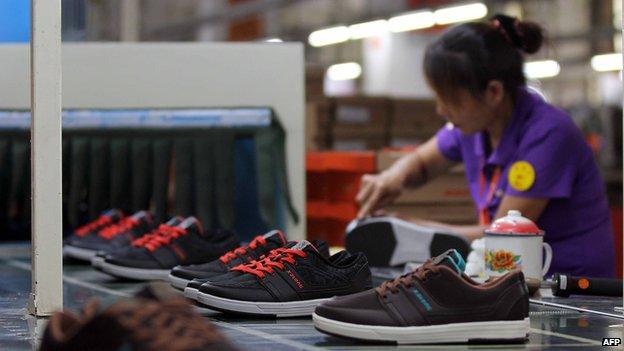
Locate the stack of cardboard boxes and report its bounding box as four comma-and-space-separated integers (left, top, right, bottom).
376, 149, 477, 225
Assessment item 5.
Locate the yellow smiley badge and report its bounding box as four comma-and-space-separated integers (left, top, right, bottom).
508, 161, 535, 191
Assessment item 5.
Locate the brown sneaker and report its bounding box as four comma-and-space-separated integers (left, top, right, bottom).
313, 249, 529, 344
40, 283, 238, 351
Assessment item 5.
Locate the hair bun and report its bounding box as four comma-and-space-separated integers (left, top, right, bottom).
516, 20, 544, 54
490, 14, 544, 54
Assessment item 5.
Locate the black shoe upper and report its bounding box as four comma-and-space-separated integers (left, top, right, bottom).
170, 230, 288, 281
186, 239, 331, 290
198, 240, 372, 303
314, 249, 529, 327
69, 211, 154, 252
104, 217, 239, 270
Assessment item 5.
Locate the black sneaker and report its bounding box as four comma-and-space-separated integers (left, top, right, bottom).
87, 211, 155, 269
345, 216, 471, 267
168, 230, 288, 290
63, 209, 124, 261
312, 249, 530, 344
183, 239, 330, 300
195, 240, 372, 317
100, 217, 239, 281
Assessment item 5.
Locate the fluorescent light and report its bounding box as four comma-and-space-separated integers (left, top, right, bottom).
524, 60, 560, 79
265, 38, 283, 43
388, 11, 435, 33
308, 26, 350, 47
327, 62, 362, 81
348, 19, 388, 39
434, 3, 488, 25
591, 53, 623, 72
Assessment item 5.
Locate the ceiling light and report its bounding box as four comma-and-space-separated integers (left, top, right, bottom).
388, 11, 435, 33
348, 19, 388, 40
591, 53, 623, 72
327, 62, 362, 81
265, 38, 283, 43
308, 26, 350, 47
524, 60, 560, 79
434, 2, 488, 25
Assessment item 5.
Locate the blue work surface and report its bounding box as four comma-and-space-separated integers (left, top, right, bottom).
1, 244, 622, 350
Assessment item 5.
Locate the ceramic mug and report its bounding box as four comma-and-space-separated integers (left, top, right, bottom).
484, 232, 552, 282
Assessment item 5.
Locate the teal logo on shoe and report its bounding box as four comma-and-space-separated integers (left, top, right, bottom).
411, 287, 432, 311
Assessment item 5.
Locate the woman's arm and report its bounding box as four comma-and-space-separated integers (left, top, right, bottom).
356, 136, 455, 218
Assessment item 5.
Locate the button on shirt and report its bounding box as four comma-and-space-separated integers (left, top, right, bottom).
436, 88, 615, 278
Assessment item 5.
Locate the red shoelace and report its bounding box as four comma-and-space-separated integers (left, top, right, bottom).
132, 224, 187, 252
98, 217, 140, 240
75, 215, 118, 237
219, 235, 267, 264
231, 248, 306, 278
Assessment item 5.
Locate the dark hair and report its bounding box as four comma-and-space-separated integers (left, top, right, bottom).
424, 14, 544, 102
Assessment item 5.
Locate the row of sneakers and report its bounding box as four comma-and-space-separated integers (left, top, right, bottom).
63, 209, 240, 281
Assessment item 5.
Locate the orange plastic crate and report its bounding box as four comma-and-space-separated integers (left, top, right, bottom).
306, 151, 375, 202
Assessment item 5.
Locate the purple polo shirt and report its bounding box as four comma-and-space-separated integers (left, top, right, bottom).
436, 88, 615, 278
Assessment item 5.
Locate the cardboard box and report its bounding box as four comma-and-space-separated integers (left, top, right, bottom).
332, 96, 391, 136
306, 100, 332, 151
391, 98, 444, 136
332, 136, 387, 151
376, 149, 471, 204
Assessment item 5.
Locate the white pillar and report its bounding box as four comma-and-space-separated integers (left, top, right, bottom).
29, 0, 63, 316
120, 0, 140, 42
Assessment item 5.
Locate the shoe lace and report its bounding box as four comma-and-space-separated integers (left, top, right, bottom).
75, 215, 116, 237
131, 224, 186, 252
376, 260, 440, 296
114, 298, 227, 351
98, 217, 140, 240
231, 248, 306, 278
219, 235, 267, 264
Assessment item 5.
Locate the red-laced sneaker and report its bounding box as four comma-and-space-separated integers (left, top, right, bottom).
74, 209, 124, 237
133, 224, 187, 252
219, 235, 267, 264
99, 216, 140, 240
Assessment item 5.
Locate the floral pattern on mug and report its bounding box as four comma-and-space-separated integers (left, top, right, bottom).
485, 249, 521, 273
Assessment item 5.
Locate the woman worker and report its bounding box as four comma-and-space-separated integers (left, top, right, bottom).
356, 14, 615, 278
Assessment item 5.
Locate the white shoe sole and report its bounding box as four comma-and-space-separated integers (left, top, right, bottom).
100, 261, 170, 281
168, 273, 191, 290
312, 313, 530, 344
63, 245, 98, 261
184, 286, 200, 300
90, 256, 105, 268
196, 292, 330, 317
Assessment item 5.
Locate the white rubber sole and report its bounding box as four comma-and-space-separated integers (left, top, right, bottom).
312, 314, 530, 344
168, 273, 191, 290
196, 292, 330, 317
90, 256, 105, 268
184, 286, 200, 300
100, 261, 170, 281
63, 245, 98, 261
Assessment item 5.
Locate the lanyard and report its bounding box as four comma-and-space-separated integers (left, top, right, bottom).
478, 164, 501, 226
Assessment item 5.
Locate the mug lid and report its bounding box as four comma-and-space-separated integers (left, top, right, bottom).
486, 210, 541, 235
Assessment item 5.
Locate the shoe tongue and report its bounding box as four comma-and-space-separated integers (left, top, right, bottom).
431, 249, 466, 274
290, 240, 318, 253
131, 210, 151, 221
263, 230, 287, 245
103, 209, 123, 221
178, 216, 204, 234
165, 216, 184, 226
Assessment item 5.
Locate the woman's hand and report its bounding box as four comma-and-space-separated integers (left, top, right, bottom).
355, 170, 405, 219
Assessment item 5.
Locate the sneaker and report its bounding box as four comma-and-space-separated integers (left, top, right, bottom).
195, 240, 372, 317
63, 211, 154, 264
100, 217, 239, 281
312, 249, 530, 344
63, 209, 124, 261
168, 230, 288, 290
183, 239, 330, 300
39, 282, 239, 351
345, 216, 471, 267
